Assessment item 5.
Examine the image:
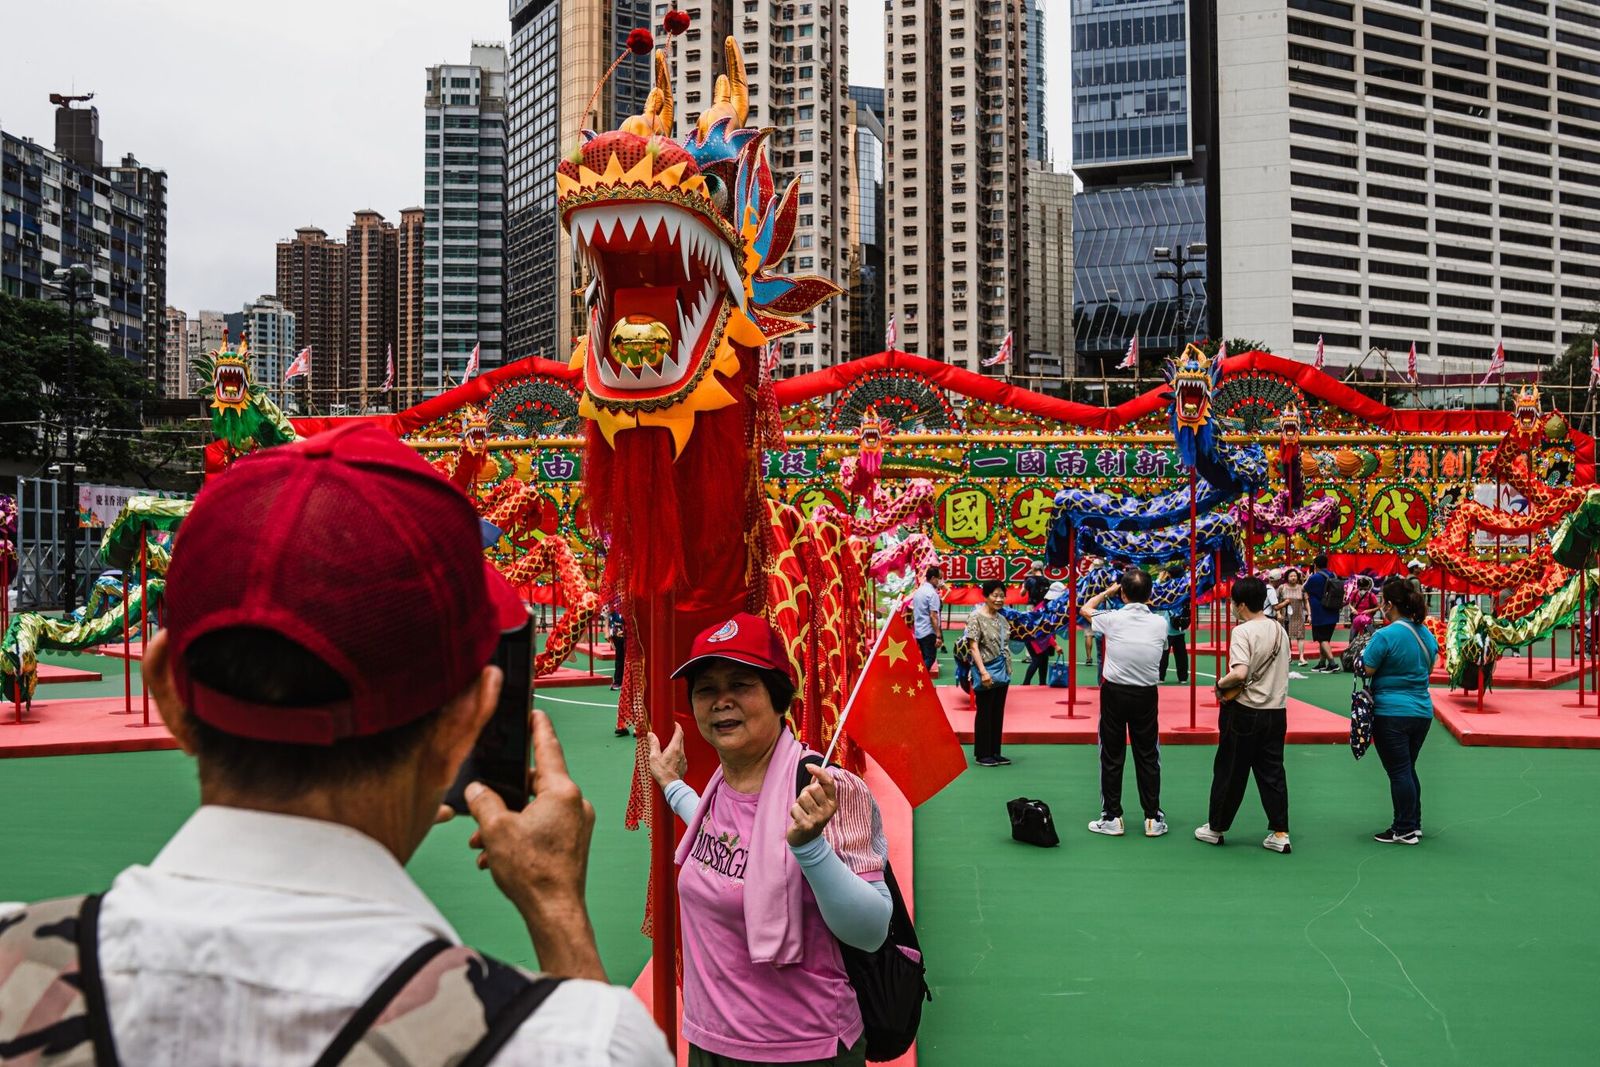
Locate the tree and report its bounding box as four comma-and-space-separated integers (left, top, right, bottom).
1541, 304, 1600, 421
0, 291, 156, 480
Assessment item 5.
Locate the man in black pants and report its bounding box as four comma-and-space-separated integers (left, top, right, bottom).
1081, 568, 1170, 837
1195, 575, 1293, 854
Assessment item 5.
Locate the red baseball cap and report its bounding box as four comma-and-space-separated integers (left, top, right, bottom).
164, 423, 529, 745
671, 612, 795, 682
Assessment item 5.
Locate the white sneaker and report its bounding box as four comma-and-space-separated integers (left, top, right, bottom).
1263, 832, 1292, 854
1194, 823, 1224, 845
1288, 670, 1308, 680
1087, 816, 1125, 836
1144, 817, 1169, 837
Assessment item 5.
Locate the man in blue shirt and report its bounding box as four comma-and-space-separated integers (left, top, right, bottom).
911, 566, 945, 674
1301, 554, 1343, 673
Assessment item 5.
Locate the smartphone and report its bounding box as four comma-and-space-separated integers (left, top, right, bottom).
445, 618, 534, 814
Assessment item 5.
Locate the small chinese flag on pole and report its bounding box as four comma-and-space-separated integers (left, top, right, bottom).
1590, 338, 1600, 387
885, 314, 897, 350
824, 611, 966, 807
284, 346, 311, 382
1479, 340, 1505, 387
464, 341, 481, 380
1313, 334, 1325, 371
1116, 333, 1139, 371
1407, 340, 1418, 384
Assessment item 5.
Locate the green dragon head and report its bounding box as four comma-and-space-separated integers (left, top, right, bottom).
192, 337, 297, 461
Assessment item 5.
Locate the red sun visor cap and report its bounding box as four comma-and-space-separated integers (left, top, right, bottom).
671, 612, 795, 682
164, 423, 529, 745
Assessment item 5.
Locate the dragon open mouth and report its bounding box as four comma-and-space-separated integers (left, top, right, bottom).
1175, 378, 1208, 423
570, 201, 744, 401
215, 363, 247, 406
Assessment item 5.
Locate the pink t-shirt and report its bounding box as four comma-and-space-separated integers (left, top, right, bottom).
678, 775, 884, 1062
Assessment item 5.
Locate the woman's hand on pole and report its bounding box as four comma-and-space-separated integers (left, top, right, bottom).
787, 764, 840, 847
647, 722, 688, 787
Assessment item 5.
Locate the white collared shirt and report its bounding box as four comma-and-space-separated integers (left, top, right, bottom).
23, 806, 672, 1066
1090, 603, 1169, 687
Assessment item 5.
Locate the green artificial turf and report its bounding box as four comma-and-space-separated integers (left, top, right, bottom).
6, 642, 1600, 1063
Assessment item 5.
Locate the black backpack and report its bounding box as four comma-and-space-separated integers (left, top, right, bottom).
798, 756, 931, 1061
1319, 572, 1345, 615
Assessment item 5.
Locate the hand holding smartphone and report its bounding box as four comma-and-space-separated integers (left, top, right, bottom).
445, 618, 534, 814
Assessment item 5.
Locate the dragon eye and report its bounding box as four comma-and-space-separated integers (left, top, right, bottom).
704, 175, 731, 217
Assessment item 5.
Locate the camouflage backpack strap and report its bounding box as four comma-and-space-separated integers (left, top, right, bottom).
0, 894, 120, 1067
317, 942, 565, 1067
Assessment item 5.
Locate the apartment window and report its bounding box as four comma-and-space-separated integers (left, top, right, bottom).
1369, 259, 1429, 280
1366, 34, 1423, 60
1369, 285, 1430, 305
1288, 0, 1352, 18
1292, 172, 1359, 194
1294, 196, 1360, 219
1437, 268, 1491, 287
1433, 1, 1485, 22
1294, 302, 1362, 323
1436, 218, 1492, 239
1364, 9, 1420, 34
1367, 183, 1427, 205
1366, 108, 1425, 130
1436, 193, 1491, 214
1434, 49, 1488, 75
1502, 252, 1554, 271
1433, 25, 1486, 49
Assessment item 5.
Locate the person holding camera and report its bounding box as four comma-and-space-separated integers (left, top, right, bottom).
0, 425, 669, 1064
1081, 567, 1170, 837
1195, 576, 1292, 854
646, 613, 892, 1066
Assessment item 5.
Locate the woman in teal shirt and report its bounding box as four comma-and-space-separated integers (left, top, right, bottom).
1358, 578, 1439, 845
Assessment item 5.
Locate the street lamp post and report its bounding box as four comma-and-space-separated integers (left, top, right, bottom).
1153, 242, 1208, 352
50, 263, 91, 616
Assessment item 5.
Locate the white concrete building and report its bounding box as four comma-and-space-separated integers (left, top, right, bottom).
661, 1, 854, 374
1218, 0, 1600, 381
241, 295, 297, 406
162, 306, 189, 399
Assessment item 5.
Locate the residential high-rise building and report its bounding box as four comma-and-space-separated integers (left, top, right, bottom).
1023, 162, 1075, 382
886, 0, 1029, 373
424, 43, 507, 392
1069, 0, 1212, 367
108, 153, 168, 388
1026, 0, 1049, 164
345, 210, 398, 411
274, 226, 346, 411
241, 295, 297, 404
162, 306, 189, 399
663, 1, 854, 374
396, 207, 427, 409
1, 106, 164, 372
1218, 0, 1600, 379
849, 85, 886, 359
193, 309, 228, 358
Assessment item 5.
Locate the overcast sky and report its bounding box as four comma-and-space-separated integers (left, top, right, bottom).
0, 0, 1072, 315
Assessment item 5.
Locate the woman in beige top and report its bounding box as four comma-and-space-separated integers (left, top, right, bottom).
1278, 568, 1309, 666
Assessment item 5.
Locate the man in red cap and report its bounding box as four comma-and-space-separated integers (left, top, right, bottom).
0, 425, 669, 1064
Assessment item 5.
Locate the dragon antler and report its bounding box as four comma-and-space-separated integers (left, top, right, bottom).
697, 36, 748, 136
621, 50, 674, 137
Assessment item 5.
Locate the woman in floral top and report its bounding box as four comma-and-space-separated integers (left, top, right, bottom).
963, 579, 1013, 767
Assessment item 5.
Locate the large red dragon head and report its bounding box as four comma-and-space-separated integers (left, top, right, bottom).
558, 41, 840, 455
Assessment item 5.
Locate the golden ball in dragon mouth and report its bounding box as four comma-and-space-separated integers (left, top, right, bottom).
609, 315, 673, 370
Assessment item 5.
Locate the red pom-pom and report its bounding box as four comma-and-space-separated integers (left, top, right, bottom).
664, 7, 691, 35
627, 28, 654, 55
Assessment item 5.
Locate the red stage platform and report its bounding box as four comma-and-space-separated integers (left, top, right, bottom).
1429, 659, 1583, 690
1433, 689, 1600, 749
939, 685, 1349, 745
37, 663, 103, 684
91, 642, 145, 662
571, 640, 617, 661
535, 666, 611, 688
629, 757, 918, 1066
0, 695, 175, 758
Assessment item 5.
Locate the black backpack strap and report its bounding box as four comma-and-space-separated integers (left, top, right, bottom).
797, 752, 826, 795
456, 975, 565, 1067
311, 938, 451, 1067
76, 894, 122, 1067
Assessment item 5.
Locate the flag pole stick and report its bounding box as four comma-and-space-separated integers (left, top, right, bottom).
822, 614, 894, 765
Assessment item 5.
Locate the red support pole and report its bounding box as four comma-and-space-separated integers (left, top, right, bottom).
139, 535, 151, 727
116, 570, 133, 715
1063, 530, 1080, 713
644, 596, 679, 1050
1188, 468, 1198, 729
1207, 547, 1223, 707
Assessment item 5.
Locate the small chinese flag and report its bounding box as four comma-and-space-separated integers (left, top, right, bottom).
837, 612, 966, 807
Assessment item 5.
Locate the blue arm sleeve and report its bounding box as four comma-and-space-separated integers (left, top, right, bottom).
662, 779, 700, 823
789, 835, 893, 951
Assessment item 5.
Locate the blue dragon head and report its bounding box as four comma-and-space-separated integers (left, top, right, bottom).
1164, 343, 1223, 469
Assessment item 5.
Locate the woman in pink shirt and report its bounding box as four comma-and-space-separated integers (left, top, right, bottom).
647, 613, 892, 1066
